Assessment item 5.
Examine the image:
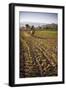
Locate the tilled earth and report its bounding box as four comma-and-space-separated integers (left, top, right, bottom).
20, 31, 58, 78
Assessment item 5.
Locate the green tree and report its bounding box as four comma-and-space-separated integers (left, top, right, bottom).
25, 24, 30, 28
25, 24, 30, 30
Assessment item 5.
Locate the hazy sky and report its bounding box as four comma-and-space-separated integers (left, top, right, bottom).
20, 11, 58, 25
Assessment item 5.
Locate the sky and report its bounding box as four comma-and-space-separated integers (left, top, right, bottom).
19, 11, 58, 27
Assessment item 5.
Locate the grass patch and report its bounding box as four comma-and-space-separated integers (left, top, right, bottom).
34, 30, 57, 38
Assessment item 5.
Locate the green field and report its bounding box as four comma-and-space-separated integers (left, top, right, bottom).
35, 30, 57, 38
20, 29, 58, 78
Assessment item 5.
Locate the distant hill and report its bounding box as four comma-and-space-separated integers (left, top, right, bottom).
20, 22, 58, 31
20, 22, 47, 27
42, 23, 58, 29
20, 22, 57, 27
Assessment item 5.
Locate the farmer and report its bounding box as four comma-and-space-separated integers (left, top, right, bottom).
31, 25, 35, 36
